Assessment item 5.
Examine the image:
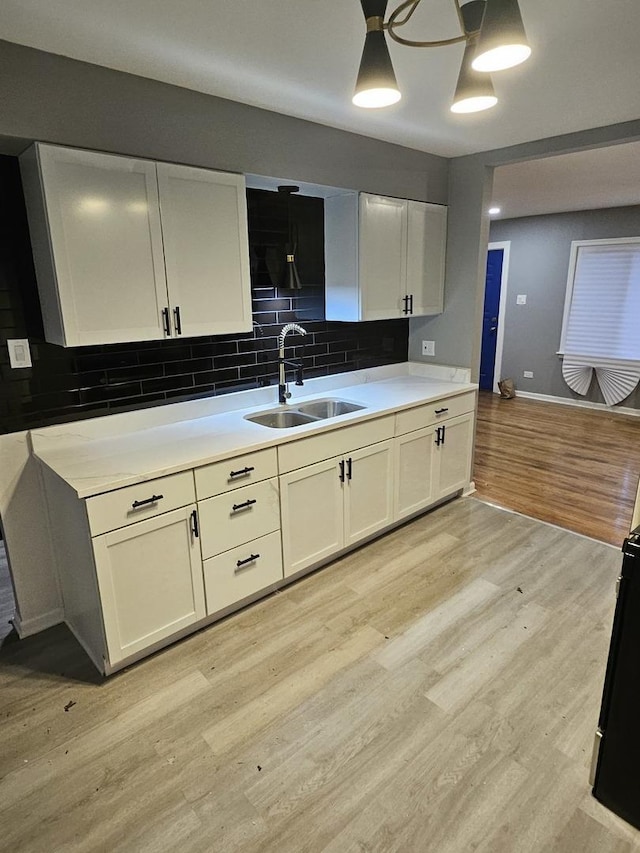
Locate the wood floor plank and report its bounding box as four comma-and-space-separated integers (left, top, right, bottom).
473, 391, 640, 546
1, 499, 639, 852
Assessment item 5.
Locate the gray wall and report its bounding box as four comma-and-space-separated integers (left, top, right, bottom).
0, 40, 448, 203
490, 206, 640, 408
409, 120, 640, 383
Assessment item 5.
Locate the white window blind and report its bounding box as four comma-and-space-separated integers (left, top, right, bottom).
561, 239, 640, 362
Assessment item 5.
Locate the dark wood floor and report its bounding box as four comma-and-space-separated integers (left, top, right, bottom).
473, 391, 640, 547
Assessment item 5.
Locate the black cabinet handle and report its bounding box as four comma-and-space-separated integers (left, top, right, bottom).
339, 460, 345, 482
131, 494, 164, 509
408, 294, 414, 315
441, 424, 446, 445
402, 294, 409, 315
230, 465, 255, 479
347, 457, 353, 480
435, 407, 449, 415
173, 305, 182, 335
232, 498, 256, 512
191, 509, 199, 538
236, 553, 260, 569
435, 427, 442, 447
161, 307, 171, 336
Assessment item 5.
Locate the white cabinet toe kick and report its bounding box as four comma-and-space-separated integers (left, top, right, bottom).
40, 389, 476, 674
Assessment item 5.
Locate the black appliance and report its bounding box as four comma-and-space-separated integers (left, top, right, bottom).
592, 526, 640, 828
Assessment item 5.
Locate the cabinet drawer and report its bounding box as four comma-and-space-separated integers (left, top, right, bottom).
395, 391, 476, 436
203, 530, 283, 615
195, 447, 277, 499
198, 477, 280, 559
86, 471, 196, 536
277, 415, 394, 474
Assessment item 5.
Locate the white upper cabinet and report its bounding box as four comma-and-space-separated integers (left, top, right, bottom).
157, 163, 251, 338
20, 143, 252, 346
324, 192, 447, 322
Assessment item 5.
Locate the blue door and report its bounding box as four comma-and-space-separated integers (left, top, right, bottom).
479, 248, 504, 391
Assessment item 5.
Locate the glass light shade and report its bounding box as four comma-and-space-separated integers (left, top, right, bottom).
353, 87, 401, 108
451, 40, 498, 114
353, 30, 401, 109
472, 0, 531, 72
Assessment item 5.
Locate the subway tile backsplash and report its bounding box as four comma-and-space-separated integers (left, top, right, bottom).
0, 157, 408, 434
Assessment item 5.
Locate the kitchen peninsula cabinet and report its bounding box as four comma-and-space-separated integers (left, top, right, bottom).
324, 192, 447, 321
20, 143, 251, 346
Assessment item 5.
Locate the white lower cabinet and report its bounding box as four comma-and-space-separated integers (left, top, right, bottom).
394, 424, 438, 520
203, 530, 283, 615
434, 411, 475, 499
394, 403, 476, 519
280, 439, 394, 577
92, 504, 205, 665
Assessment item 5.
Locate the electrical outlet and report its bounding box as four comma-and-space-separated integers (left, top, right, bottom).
516, 294, 527, 305
422, 340, 435, 357
7, 338, 32, 369
523, 370, 534, 378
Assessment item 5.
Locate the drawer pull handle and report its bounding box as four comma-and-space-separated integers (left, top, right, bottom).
131, 494, 164, 509
232, 498, 257, 512
173, 305, 182, 335
236, 553, 260, 569
435, 407, 449, 415
230, 466, 255, 478
191, 509, 199, 538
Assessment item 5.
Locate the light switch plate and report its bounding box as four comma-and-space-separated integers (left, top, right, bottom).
422, 340, 435, 357
516, 294, 527, 305
523, 370, 534, 378
8, 338, 32, 369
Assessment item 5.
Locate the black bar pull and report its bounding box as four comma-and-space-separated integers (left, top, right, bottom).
441, 424, 446, 445
434, 427, 442, 447
232, 498, 256, 512
191, 509, 199, 538
339, 460, 345, 482
408, 294, 414, 315
435, 407, 449, 415
131, 493, 164, 509
230, 465, 255, 478
236, 553, 260, 569
161, 307, 171, 336
347, 457, 353, 480
402, 294, 408, 315
173, 306, 182, 335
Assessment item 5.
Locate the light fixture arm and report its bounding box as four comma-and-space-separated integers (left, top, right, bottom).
386, 0, 473, 48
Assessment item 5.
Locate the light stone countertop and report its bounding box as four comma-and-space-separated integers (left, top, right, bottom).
30, 363, 477, 499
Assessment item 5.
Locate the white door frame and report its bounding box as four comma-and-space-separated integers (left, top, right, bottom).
487, 241, 511, 394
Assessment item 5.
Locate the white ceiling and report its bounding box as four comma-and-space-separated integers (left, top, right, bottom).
2, 0, 640, 158
491, 141, 640, 219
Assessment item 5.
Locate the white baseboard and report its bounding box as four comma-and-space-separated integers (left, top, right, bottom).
514, 390, 640, 418
12, 607, 64, 638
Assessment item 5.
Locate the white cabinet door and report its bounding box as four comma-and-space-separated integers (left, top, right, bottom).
394, 425, 437, 520
157, 163, 252, 337
31, 144, 169, 346
405, 201, 446, 316
92, 505, 205, 666
280, 457, 344, 577
434, 412, 475, 500
359, 194, 406, 320
344, 440, 395, 546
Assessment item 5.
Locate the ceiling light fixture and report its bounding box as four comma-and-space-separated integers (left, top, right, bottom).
488, 206, 501, 215
352, 0, 531, 114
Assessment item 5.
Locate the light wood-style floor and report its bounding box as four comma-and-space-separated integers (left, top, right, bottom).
1, 499, 638, 853
473, 391, 640, 547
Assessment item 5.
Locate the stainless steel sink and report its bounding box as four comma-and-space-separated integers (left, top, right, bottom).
296, 399, 365, 419
245, 398, 366, 429
245, 410, 318, 429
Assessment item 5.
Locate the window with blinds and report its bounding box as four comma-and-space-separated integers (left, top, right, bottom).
560, 237, 640, 362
